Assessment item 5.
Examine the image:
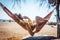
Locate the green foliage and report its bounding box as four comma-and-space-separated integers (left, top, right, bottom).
48, 0, 56, 6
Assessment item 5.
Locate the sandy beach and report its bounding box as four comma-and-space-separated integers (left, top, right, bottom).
0, 22, 57, 40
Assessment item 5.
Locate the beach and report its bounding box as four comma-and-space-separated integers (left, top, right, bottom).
0, 22, 57, 40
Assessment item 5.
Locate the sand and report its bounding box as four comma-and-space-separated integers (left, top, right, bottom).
0, 22, 57, 40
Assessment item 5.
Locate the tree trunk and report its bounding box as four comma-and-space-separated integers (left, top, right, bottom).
56, 0, 60, 38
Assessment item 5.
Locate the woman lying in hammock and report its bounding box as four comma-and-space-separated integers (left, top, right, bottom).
0, 2, 54, 36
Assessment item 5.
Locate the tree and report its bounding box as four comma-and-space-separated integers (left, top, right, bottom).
56, 0, 60, 38
48, 0, 60, 38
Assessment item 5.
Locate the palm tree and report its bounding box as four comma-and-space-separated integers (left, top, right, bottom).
48, 0, 60, 38
56, 0, 60, 38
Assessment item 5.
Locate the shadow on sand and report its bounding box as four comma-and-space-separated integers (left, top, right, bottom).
23, 36, 57, 40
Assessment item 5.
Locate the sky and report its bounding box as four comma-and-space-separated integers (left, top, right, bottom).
0, 0, 56, 22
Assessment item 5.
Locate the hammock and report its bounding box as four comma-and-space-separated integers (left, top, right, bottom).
0, 2, 55, 36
